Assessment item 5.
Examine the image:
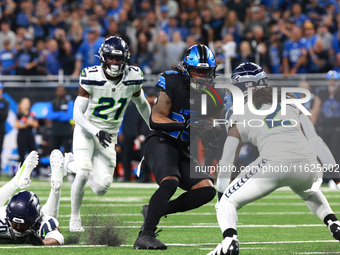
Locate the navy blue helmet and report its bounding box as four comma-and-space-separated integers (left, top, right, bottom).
230, 62, 268, 91
98, 36, 130, 77
6, 190, 41, 236
182, 45, 216, 89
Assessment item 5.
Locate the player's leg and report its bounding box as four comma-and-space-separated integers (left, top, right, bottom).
211, 159, 280, 255
164, 156, 216, 215
134, 136, 179, 250
41, 149, 64, 218
0, 150, 39, 207
88, 141, 116, 196
291, 175, 340, 240
70, 126, 94, 232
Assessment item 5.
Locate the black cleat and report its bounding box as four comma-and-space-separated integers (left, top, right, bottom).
329, 222, 340, 240
134, 231, 167, 250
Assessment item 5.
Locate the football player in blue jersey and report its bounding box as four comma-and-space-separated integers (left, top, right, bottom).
69, 36, 151, 231
0, 149, 68, 245
134, 45, 225, 250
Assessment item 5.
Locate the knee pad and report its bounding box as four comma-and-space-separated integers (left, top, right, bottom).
90, 181, 109, 196
77, 170, 90, 183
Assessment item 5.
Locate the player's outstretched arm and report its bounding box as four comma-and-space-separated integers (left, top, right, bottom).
131, 88, 151, 127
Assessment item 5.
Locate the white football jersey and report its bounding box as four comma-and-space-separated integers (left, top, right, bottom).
0, 206, 61, 242
78, 65, 143, 137
227, 103, 316, 162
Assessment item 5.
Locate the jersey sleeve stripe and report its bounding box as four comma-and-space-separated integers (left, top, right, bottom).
80, 79, 106, 86
122, 79, 144, 85
156, 76, 166, 89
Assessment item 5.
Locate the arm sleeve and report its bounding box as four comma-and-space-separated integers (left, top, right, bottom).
216, 136, 240, 193
131, 89, 151, 127
299, 114, 337, 167
44, 230, 64, 245
73, 96, 100, 136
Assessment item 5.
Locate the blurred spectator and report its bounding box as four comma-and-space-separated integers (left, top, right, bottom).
45, 39, 61, 75
151, 30, 169, 74
0, 20, 16, 52
282, 26, 308, 76
316, 21, 334, 52
226, 0, 250, 23
0, 39, 17, 75
133, 32, 153, 75
178, 11, 190, 41
66, 20, 84, 53
14, 97, 39, 169
59, 40, 76, 75
310, 70, 340, 164
221, 10, 243, 45
243, 6, 268, 40
15, 0, 34, 29
291, 3, 309, 28
72, 26, 104, 76
264, 28, 283, 74
210, 3, 225, 42
16, 35, 39, 75
165, 31, 187, 68
232, 40, 255, 69
0, 82, 9, 175
308, 39, 332, 73
298, 80, 315, 111
190, 16, 204, 44
302, 21, 317, 50
36, 39, 48, 75
47, 85, 74, 153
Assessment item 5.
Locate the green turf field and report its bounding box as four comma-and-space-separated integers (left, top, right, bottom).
1, 179, 340, 255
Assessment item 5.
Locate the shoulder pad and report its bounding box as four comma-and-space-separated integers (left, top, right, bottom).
122, 66, 144, 86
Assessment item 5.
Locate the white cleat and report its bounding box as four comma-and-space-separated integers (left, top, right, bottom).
63, 152, 74, 176
50, 149, 64, 191
207, 235, 239, 255
69, 217, 84, 232
15, 151, 39, 189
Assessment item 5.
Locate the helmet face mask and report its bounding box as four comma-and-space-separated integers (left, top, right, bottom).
98, 36, 130, 78
182, 44, 216, 90
6, 191, 41, 238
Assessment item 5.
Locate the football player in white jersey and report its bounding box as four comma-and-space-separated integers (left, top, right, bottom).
69, 36, 151, 232
208, 62, 340, 255
0, 149, 66, 245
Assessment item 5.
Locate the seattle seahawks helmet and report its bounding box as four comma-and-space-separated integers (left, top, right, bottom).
182, 44, 216, 90
98, 36, 130, 78
230, 62, 268, 92
6, 190, 41, 237
326, 70, 340, 80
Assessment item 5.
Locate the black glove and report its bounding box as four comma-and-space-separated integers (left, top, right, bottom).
25, 229, 44, 246
96, 130, 112, 148
191, 119, 221, 149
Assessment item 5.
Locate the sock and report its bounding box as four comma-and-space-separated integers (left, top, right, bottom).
223, 228, 237, 239
305, 190, 333, 221
143, 179, 178, 236
165, 186, 216, 215
324, 214, 339, 226
71, 170, 89, 218
0, 178, 17, 207
42, 189, 61, 218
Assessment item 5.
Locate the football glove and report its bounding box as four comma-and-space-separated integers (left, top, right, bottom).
25, 229, 44, 246
96, 130, 112, 148
191, 119, 221, 149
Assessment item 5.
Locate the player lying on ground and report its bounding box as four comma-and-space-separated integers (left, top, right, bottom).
209, 62, 340, 255
0, 149, 70, 245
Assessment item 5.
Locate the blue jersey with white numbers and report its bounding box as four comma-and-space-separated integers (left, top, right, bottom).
151, 70, 224, 145
282, 39, 308, 73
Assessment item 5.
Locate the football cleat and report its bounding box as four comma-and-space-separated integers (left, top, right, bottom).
69, 217, 84, 232
50, 149, 64, 191
140, 204, 149, 232
15, 151, 39, 189
207, 236, 239, 255
328, 220, 340, 240
63, 152, 75, 176
134, 230, 167, 250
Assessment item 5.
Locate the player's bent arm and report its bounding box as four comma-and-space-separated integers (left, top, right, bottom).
300, 114, 336, 167
73, 86, 99, 135
43, 228, 64, 245
150, 91, 187, 131
131, 89, 151, 127
217, 125, 242, 193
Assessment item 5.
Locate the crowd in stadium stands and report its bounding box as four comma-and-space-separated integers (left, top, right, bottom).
0, 0, 340, 181
1, 0, 340, 76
